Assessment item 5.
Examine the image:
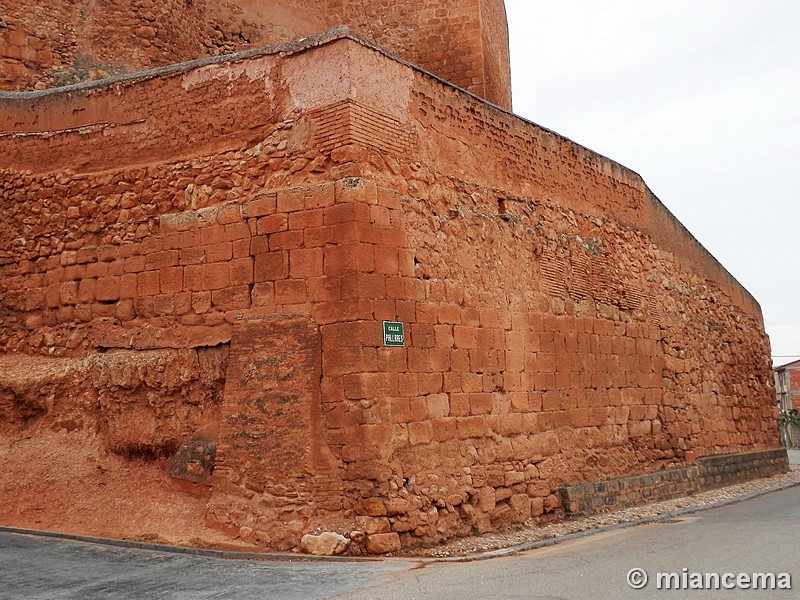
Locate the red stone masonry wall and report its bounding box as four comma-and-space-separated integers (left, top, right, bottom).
479, 0, 512, 109
0, 0, 245, 89
0, 0, 512, 108
323, 0, 511, 107
0, 32, 780, 551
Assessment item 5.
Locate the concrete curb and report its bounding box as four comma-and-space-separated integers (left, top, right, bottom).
2, 478, 799, 565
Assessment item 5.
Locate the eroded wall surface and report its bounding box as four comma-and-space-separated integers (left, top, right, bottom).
0, 0, 511, 108
0, 33, 780, 552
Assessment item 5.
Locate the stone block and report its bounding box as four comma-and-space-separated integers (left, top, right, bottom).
355, 498, 387, 517
242, 193, 277, 218
301, 532, 350, 556
366, 532, 401, 554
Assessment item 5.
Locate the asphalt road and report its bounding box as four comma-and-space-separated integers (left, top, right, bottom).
1, 479, 798, 599
0, 534, 409, 600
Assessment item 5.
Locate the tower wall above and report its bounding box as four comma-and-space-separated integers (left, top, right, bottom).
0, 0, 511, 108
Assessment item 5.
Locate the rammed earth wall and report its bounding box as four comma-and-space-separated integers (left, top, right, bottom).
0, 30, 784, 553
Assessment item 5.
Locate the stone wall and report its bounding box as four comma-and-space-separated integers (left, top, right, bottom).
0, 31, 781, 553
0, 0, 511, 107
695, 449, 790, 489
323, 0, 511, 107
0, 0, 242, 90
559, 448, 789, 518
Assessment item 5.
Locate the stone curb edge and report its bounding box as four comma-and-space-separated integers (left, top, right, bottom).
1, 479, 798, 565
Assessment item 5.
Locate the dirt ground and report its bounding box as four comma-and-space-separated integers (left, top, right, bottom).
0, 428, 251, 551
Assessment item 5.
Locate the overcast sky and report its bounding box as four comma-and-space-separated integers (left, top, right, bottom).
506, 0, 800, 365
